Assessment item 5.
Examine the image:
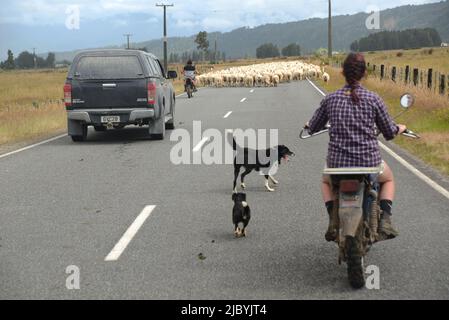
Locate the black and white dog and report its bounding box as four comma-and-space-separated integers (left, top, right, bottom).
231, 137, 295, 192
232, 192, 251, 237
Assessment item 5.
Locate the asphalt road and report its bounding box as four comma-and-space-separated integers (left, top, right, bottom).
1, 81, 448, 299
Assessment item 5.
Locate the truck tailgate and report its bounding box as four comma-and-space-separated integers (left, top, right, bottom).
71, 79, 148, 109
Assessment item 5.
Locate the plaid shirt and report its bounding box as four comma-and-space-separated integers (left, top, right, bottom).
308, 84, 399, 168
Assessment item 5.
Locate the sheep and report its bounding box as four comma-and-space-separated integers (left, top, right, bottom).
323, 72, 330, 83
196, 60, 323, 88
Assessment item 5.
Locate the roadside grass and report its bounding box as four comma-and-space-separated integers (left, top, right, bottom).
317, 65, 449, 176
0, 69, 67, 145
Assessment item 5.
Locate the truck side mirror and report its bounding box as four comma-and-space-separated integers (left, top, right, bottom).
167, 70, 177, 79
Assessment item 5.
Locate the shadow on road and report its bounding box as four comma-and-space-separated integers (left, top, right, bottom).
75, 127, 161, 144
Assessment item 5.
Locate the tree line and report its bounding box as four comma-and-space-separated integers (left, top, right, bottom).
256, 43, 301, 59
350, 28, 442, 52
0, 49, 56, 70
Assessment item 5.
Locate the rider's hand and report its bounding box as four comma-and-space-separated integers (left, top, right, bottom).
397, 124, 407, 135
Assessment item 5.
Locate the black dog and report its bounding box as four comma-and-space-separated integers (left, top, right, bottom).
231, 137, 295, 192
232, 192, 251, 237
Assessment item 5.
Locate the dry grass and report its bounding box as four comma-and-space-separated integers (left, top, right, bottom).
0, 69, 67, 145
363, 47, 449, 74
318, 65, 449, 175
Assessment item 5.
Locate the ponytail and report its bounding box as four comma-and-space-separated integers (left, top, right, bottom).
343, 53, 366, 105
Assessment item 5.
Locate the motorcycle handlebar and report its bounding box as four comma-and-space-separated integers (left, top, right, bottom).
299, 126, 329, 139
402, 129, 420, 139
300, 126, 420, 139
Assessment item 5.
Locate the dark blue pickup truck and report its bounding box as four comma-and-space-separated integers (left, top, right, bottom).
64, 49, 177, 141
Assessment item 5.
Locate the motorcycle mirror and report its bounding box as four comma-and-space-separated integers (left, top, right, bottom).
400, 93, 414, 109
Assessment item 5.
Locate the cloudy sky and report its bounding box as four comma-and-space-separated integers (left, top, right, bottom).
0, 0, 440, 59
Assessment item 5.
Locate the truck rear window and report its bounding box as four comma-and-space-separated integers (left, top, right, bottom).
75, 56, 143, 79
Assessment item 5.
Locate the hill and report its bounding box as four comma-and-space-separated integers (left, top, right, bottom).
51, 1, 449, 62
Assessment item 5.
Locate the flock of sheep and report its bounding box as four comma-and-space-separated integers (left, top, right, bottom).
196, 61, 330, 88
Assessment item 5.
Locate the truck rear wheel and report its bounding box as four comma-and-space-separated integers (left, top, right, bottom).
149, 116, 165, 140
71, 124, 88, 142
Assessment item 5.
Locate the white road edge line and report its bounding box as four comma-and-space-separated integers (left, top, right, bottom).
379, 142, 449, 200
0, 134, 67, 160
193, 137, 209, 152
240, 97, 247, 102
105, 205, 156, 262
224, 111, 233, 118
0, 92, 188, 160
306, 77, 449, 201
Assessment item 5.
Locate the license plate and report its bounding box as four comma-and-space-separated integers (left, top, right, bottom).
101, 116, 120, 123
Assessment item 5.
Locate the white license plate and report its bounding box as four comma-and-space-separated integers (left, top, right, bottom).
101, 116, 120, 123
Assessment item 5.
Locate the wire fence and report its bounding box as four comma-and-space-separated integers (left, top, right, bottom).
330, 61, 449, 98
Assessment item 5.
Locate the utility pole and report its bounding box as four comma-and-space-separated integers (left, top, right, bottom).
156, 3, 174, 74
32, 47, 37, 69
123, 34, 133, 49
328, 0, 332, 59
214, 35, 217, 64
211, 10, 221, 64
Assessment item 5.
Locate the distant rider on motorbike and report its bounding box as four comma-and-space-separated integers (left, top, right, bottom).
183, 59, 197, 92
306, 53, 406, 241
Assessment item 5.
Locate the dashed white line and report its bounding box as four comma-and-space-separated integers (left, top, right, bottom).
224, 111, 233, 118
306, 77, 449, 201
240, 98, 247, 102
250, 89, 254, 93
105, 205, 156, 262
193, 137, 209, 152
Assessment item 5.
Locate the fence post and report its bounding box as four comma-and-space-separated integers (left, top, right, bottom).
427, 68, 433, 89
440, 74, 446, 95
392, 66, 397, 82
381, 65, 385, 80
405, 65, 410, 83
413, 68, 419, 86
435, 71, 439, 93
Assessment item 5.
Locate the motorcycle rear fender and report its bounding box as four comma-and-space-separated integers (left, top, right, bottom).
339, 181, 365, 237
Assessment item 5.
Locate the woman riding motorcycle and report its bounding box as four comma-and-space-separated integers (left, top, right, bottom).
183, 59, 197, 92
306, 53, 406, 241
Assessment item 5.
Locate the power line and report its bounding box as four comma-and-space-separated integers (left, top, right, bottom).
156, 3, 174, 74
123, 34, 133, 49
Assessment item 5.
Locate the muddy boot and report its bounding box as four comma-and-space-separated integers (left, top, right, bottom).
378, 212, 399, 240
325, 201, 338, 242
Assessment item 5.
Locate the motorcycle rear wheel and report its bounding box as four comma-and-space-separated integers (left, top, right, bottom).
187, 86, 193, 98
345, 235, 365, 289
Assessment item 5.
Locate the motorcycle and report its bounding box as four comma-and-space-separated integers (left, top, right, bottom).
184, 74, 195, 99
299, 94, 420, 288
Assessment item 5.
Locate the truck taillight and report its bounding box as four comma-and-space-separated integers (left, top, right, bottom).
64, 84, 72, 107
148, 81, 157, 106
